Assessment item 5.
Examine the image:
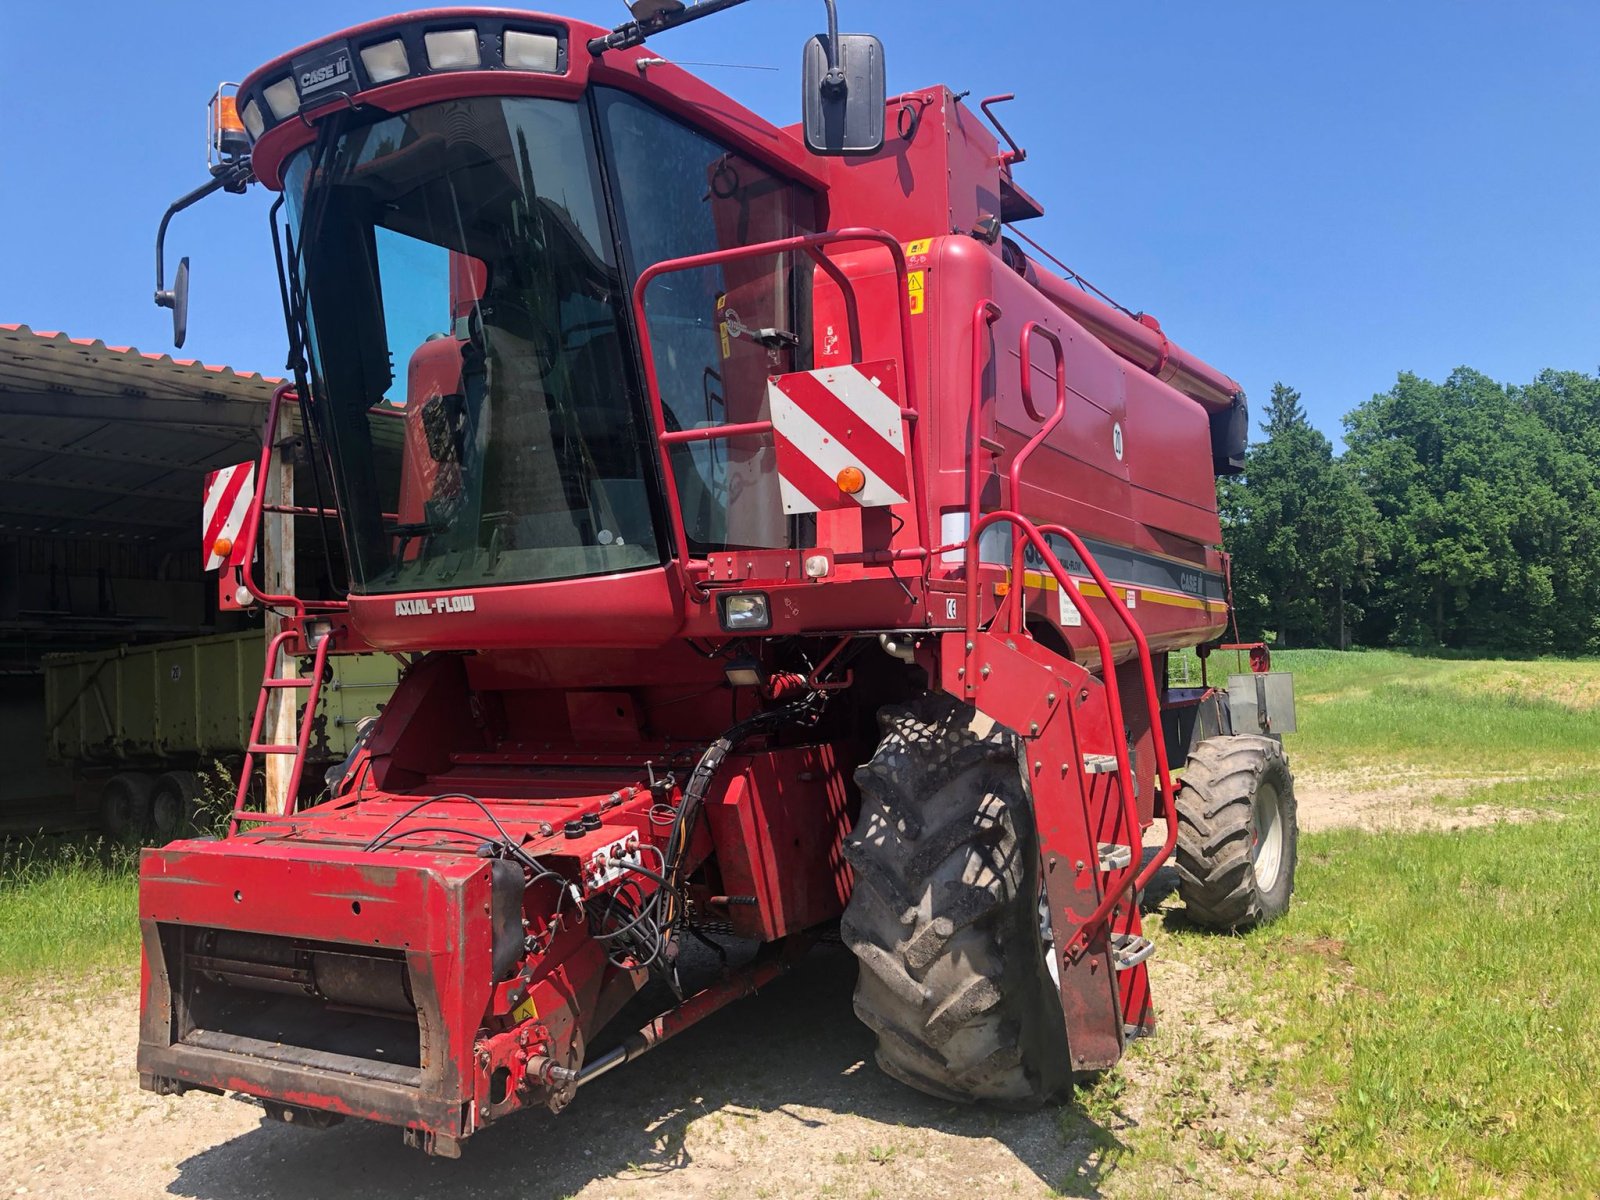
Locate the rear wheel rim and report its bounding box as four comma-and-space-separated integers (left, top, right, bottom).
1251, 780, 1284, 892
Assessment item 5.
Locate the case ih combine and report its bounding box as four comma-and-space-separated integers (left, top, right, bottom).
141, 0, 1298, 1156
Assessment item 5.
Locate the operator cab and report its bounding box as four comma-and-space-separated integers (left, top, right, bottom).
155, 7, 889, 650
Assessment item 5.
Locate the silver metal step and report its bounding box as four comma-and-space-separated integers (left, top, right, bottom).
1083, 753, 1118, 775
1110, 931, 1155, 971
1097, 842, 1133, 871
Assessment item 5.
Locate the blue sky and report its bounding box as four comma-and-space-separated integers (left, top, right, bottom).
2, 1, 1596, 443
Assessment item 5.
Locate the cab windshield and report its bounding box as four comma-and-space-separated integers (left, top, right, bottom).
285, 93, 811, 595
287, 96, 656, 592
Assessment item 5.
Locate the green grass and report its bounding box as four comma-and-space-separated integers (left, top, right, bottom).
1263, 814, 1600, 1196
1171, 647, 1600, 775
0, 837, 139, 978
1136, 650, 1600, 1197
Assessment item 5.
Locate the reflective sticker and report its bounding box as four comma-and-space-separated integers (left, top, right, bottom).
768, 360, 908, 514
202, 462, 255, 570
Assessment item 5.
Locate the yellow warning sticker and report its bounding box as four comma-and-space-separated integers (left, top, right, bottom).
512, 996, 539, 1024
907, 269, 925, 315
906, 238, 933, 258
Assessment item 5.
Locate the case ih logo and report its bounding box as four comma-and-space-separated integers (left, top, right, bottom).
294, 44, 353, 96
395, 595, 477, 617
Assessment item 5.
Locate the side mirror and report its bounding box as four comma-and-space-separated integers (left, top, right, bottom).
169, 257, 190, 350
801, 32, 885, 156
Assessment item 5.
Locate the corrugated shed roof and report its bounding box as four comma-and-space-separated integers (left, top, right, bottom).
0, 323, 282, 397
0, 324, 283, 543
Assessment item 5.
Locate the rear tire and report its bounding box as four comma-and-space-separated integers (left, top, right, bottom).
841, 694, 1070, 1107
98, 773, 154, 843
1174, 735, 1297, 931
150, 771, 202, 840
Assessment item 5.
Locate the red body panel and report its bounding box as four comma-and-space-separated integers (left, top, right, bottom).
148, 6, 1252, 1150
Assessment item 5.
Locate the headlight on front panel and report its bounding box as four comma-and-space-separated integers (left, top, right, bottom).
717, 592, 771, 632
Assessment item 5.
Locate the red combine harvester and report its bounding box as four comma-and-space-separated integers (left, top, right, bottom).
143, 0, 1299, 1156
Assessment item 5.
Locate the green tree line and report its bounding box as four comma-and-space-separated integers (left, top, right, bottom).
1219, 369, 1600, 653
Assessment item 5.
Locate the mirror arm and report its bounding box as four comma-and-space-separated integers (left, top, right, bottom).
154, 160, 253, 307
819, 0, 845, 91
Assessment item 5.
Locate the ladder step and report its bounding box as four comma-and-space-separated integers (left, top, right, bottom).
1083, 753, 1118, 775
1097, 842, 1133, 871
262, 677, 314, 689
1110, 932, 1155, 971
248, 743, 301, 755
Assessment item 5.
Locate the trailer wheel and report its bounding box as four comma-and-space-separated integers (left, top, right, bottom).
1174, 735, 1297, 931
150, 771, 202, 840
99, 773, 154, 843
842, 694, 1070, 1107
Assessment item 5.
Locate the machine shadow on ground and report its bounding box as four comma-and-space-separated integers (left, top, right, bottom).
163, 944, 1131, 1200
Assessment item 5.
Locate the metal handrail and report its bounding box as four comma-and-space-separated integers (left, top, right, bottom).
957, 307, 1177, 956
966, 300, 1002, 542
1037, 523, 1179, 902
232, 383, 347, 616
962, 509, 1143, 951
1002, 323, 1068, 631
630, 227, 928, 597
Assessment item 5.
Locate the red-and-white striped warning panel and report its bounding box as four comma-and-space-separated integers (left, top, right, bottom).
202, 462, 255, 569
767, 359, 908, 514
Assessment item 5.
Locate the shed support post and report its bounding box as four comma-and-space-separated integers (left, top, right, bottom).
261, 438, 296, 816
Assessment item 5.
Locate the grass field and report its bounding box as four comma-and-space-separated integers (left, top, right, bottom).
1102, 649, 1600, 1199
0, 837, 137, 979
2, 649, 1598, 1197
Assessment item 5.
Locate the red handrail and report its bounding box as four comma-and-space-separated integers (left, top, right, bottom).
966, 300, 1002, 530
233, 383, 347, 616
630, 228, 928, 596
962, 510, 1143, 946
958, 307, 1175, 950
1038, 523, 1178, 900
1003, 323, 1068, 632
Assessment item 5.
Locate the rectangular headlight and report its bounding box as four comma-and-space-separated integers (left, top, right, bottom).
240, 99, 265, 141
718, 593, 771, 632
504, 30, 559, 72
359, 38, 410, 84
424, 28, 481, 70
262, 76, 300, 121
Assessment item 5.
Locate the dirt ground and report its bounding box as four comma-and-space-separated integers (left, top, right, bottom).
1, 945, 1130, 1200
1294, 768, 1554, 833
0, 766, 1495, 1200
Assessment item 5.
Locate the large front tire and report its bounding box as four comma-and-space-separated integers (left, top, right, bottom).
841, 694, 1070, 1107
1174, 735, 1297, 931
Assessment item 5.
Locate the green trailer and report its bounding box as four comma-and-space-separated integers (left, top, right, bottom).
42, 630, 397, 840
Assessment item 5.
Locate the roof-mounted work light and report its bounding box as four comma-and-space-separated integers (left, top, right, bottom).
235, 18, 570, 145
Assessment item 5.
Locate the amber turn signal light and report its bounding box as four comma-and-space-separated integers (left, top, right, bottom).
836, 466, 866, 495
